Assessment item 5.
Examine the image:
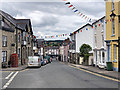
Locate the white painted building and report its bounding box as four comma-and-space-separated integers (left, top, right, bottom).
76, 23, 94, 53
69, 23, 94, 65
92, 16, 107, 68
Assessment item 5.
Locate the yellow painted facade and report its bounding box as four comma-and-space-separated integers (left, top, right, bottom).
106, 0, 120, 71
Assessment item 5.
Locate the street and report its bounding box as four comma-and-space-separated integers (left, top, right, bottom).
2, 59, 119, 89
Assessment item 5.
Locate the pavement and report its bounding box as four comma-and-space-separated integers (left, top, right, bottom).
61, 61, 120, 80
1, 60, 119, 89
1, 65, 27, 71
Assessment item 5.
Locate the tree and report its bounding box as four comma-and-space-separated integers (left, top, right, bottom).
79, 44, 92, 56
79, 44, 92, 65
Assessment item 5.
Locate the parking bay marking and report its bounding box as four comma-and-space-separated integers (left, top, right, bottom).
2, 71, 19, 89
69, 65, 120, 82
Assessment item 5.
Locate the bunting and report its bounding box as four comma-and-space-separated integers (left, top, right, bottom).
74, 10, 78, 12
19, 20, 110, 40
105, 19, 114, 24
34, 26, 95, 39
72, 7, 75, 10
64, 1, 96, 23
69, 5, 73, 8
65, 2, 70, 4
36, 33, 69, 39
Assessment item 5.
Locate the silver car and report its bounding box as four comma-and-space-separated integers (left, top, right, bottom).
27, 56, 41, 67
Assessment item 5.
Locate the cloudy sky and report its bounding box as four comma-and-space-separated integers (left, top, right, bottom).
0, 0, 105, 40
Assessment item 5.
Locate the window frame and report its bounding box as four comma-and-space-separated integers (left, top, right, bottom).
114, 45, 117, 60
18, 48, 20, 59
95, 36, 97, 47
112, 18, 115, 35
102, 35, 104, 47
2, 51, 7, 62
102, 52, 105, 63
2, 35, 7, 47
18, 33, 21, 43
99, 51, 101, 63
112, 0, 114, 10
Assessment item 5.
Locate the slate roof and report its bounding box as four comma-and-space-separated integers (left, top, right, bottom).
15, 19, 33, 34
0, 26, 14, 32
0, 10, 16, 25
0, 10, 33, 34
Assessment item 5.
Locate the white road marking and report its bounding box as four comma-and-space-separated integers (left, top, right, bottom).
2, 71, 19, 89
5, 72, 14, 80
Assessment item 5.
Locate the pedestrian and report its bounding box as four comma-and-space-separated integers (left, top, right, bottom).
8, 60, 11, 68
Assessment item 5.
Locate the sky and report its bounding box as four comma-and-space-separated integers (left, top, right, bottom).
0, 0, 105, 40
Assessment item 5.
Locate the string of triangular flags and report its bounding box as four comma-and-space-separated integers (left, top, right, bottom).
70, 19, 105, 35
17, 19, 112, 39
35, 22, 107, 39
18, 33, 33, 39
64, 0, 96, 23
36, 33, 69, 39
18, 20, 112, 39
105, 18, 114, 24
41, 41, 71, 47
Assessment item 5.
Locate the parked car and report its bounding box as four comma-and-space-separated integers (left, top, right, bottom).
27, 56, 41, 68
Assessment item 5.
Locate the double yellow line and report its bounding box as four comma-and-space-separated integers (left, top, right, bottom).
0, 68, 29, 72
69, 65, 120, 82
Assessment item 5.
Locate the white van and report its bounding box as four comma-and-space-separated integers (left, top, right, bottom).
27, 56, 41, 67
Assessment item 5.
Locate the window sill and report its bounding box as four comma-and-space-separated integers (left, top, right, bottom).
2, 46, 7, 47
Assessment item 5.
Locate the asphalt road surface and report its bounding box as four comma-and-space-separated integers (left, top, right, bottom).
2, 59, 119, 89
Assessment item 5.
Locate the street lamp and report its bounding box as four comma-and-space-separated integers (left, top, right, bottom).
110, 11, 116, 19
110, 10, 116, 35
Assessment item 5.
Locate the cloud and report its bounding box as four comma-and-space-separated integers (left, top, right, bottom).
0, 1, 105, 40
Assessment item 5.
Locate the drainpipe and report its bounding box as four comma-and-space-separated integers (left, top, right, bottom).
15, 25, 18, 67
15, 25, 18, 55
118, 37, 120, 72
